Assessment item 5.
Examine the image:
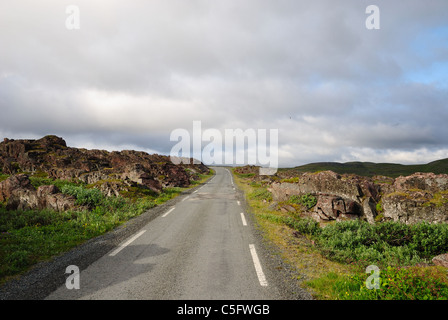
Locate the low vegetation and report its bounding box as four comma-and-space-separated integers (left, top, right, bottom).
0, 169, 213, 285
232, 169, 448, 300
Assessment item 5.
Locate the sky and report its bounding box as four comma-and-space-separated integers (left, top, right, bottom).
1, 0, 448, 168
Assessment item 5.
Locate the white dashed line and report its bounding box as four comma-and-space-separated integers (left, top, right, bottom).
240, 212, 247, 226
162, 207, 175, 217
249, 244, 268, 287
109, 230, 146, 257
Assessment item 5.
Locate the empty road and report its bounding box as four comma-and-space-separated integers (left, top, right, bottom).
45, 167, 309, 300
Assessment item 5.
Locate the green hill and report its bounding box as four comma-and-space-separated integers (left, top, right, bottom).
282, 158, 448, 178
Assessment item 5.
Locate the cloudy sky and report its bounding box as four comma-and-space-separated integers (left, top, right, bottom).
1, 0, 447, 168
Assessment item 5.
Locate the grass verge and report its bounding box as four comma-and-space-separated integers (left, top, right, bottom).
232, 169, 448, 300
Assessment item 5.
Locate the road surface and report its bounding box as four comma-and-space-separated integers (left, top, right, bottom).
45, 167, 309, 300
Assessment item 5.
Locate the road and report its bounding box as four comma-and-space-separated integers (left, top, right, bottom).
46, 167, 308, 300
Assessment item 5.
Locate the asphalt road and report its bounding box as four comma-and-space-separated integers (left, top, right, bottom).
44, 167, 311, 300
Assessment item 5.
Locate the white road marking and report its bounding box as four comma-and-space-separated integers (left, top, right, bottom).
249, 244, 268, 287
109, 230, 146, 257
240, 212, 247, 226
237, 201, 240, 206
182, 196, 190, 202
162, 207, 175, 217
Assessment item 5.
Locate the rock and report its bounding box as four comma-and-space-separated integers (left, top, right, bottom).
96, 181, 124, 197
43, 193, 77, 212
280, 204, 296, 213
37, 185, 59, 197
394, 172, 448, 193
0, 174, 35, 202
362, 197, 378, 224
0, 135, 209, 199
267, 169, 448, 225
314, 195, 338, 220
432, 253, 448, 268
1, 175, 77, 212
313, 195, 362, 221
6, 188, 39, 211
382, 190, 448, 224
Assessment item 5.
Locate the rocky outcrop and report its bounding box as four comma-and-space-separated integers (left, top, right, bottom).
267, 170, 448, 225
0, 135, 209, 212
381, 173, 448, 224
0, 175, 77, 212
268, 171, 381, 223
0, 135, 209, 193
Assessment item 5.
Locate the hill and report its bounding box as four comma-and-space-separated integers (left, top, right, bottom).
281, 158, 448, 178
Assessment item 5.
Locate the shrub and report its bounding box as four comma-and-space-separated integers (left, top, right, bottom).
61, 185, 104, 207
284, 217, 321, 236
344, 266, 448, 300
289, 194, 317, 209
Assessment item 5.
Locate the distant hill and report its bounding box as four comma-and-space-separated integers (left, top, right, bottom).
282, 158, 448, 178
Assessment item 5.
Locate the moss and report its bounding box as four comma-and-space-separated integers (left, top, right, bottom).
422, 191, 448, 207
281, 177, 300, 183
376, 199, 384, 213
31, 171, 48, 178
374, 213, 385, 222
384, 191, 411, 199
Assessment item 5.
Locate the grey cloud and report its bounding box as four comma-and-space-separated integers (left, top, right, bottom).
1, 0, 448, 167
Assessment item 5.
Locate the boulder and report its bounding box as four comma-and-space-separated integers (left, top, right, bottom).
6, 188, 39, 211
43, 193, 77, 212
382, 189, 448, 224
1, 175, 77, 212
0, 174, 35, 202
314, 195, 362, 221
432, 253, 448, 268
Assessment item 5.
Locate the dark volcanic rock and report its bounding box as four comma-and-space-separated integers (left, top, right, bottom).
0, 135, 209, 212
0, 135, 209, 191
268, 170, 448, 225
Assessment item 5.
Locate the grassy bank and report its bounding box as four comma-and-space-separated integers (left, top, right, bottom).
0, 170, 213, 286
232, 169, 448, 300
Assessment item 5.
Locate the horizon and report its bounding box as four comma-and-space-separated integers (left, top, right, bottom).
2, 133, 446, 168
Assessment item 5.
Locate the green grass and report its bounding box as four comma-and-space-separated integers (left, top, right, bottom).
0, 170, 213, 285
306, 266, 448, 300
